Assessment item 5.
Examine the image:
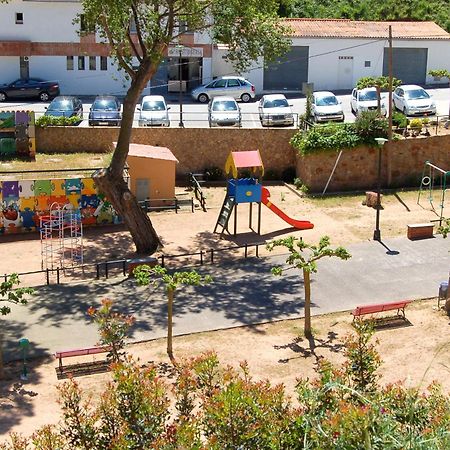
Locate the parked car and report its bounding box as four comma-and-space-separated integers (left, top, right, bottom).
393, 85, 436, 116
192, 76, 255, 104
138, 95, 170, 127
311, 91, 344, 122
88, 95, 121, 126
44, 96, 83, 121
258, 94, 294, 127
208, 96, 241, 127
0, 78, 60, 102
350, 87, 386, 116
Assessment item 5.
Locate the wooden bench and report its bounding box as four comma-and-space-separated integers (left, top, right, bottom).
351, 300, 412, 321
407, 223, 434, 240
55, 346, 111, 370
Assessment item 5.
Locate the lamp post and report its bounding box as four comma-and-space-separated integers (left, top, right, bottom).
373, 138, 388, 241
18, 338, 30, 381
177, 46, 184, 128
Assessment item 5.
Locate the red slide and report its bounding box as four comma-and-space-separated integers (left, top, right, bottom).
261, 187, 314, 230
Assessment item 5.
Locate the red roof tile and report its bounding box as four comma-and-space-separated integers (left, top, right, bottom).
282, 19, 450, 40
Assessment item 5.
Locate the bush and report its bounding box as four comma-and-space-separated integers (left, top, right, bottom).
354, 111, 388, 142
35, 115, 81, 127
409, 118, 423, 130
392, 111, 408, 129
203, 166, 223, 181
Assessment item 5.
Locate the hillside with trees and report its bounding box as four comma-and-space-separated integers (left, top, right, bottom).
279, 0, 450, 33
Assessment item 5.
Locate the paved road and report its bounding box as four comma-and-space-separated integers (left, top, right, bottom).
0, 87, 448, 128
3, 235, 448, 362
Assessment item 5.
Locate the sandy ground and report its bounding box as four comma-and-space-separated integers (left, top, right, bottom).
1, 185, 449, 440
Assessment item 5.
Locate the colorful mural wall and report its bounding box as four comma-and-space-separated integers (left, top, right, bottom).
0, 177, 121, 235
0, 111, 36, 160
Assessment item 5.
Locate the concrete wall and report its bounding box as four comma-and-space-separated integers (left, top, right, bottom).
36, 127, 450, 191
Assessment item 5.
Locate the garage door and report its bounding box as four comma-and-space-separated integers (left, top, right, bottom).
263, 46, 309, 91
383, 48, 428, 85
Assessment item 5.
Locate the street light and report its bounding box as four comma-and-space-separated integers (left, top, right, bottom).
177, 45, 184, 128
373, 137, 388, 241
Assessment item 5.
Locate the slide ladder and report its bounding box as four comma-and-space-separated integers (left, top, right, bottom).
213, 195, 235, 235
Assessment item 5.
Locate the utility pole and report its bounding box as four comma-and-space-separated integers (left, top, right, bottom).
388, 25, 393, 141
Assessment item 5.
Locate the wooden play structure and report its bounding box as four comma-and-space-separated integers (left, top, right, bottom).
214, 150, 314, 236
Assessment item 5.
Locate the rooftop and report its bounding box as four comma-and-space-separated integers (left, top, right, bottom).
283, 19, 450, 40
126, 143, 178, 162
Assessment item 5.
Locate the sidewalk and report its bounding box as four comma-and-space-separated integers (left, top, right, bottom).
3, 235, 448, 362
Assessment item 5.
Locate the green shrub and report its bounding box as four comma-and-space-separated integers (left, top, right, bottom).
354, 110, 388, 142
203, 166, 223, 181
35, 115, 81, 127
392, 111, 408, 129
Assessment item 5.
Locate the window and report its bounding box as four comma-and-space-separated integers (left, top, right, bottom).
227, 79, 240, 87
178, 20, 193, 34
78, 56, 85, 70
15, 12, 23, 24
212, 79, 227, 88
365, 60, 371, 68
100, 56, 108, 71
67, 56, 74, 71
89, 56, 96, 70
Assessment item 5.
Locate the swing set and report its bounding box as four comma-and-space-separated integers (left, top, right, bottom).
417, 160, 450, 226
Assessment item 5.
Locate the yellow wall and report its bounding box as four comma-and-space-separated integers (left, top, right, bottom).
127, 156, 176, 200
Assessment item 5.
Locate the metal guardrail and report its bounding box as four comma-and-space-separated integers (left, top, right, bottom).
3, 241, 264, 287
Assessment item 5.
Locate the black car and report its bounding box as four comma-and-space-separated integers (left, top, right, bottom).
0, 78, 60, 102
89, 95, 121, 126
44, 96, 83, 122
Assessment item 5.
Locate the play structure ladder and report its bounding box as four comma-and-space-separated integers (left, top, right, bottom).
214, 195, 235, 235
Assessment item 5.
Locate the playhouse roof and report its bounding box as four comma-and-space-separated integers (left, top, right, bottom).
225, 150, 264, 178
124, 143, 178, 162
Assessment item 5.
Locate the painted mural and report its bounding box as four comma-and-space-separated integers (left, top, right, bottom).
0, 111, 36, 160
0, 177, 121, 235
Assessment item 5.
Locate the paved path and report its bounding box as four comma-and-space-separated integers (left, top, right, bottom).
3, 236, 449, 361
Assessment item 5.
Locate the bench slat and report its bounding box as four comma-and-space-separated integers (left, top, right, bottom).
352, 301, 411, 317
55, 346, 110, 359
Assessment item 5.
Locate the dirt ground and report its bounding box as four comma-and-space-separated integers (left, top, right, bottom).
1, 185, 449, 441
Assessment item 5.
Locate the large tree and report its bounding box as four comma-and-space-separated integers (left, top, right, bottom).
80, 0, 290, 254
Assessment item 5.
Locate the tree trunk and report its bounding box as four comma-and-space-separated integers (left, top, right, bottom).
167, 288, 175, 363
303, 268, 312, 337
93, 58, 163, 254
0, 331, 4, 380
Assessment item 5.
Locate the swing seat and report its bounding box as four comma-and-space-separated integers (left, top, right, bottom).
407, 223, 434, 240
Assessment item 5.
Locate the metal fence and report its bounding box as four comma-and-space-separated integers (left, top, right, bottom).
4, 241, 266, 288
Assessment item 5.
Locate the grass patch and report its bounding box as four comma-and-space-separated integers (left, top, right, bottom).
0, 153, 112, 177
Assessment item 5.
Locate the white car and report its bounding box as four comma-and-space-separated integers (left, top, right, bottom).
258, 94, 294, 127
311, 91, 344, 122
191, 76, 255, 104
138, 95, 170, 126
393, 85, 436, 116
208, 96, 241, 127
351, 87, 386, 116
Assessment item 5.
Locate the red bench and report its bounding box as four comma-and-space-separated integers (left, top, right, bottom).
55, 346, 111, 370
351, 300, 412, 321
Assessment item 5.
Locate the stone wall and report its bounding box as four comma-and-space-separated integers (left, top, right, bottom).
36, 127, 450, 192
297, 135, 450, 192
36, 127, 297, 178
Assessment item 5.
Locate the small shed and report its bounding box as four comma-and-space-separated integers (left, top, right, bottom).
126, 143, 178, 202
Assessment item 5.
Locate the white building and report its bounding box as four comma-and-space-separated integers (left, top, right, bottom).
1, 3, 449, 96
0, 0, 215, 96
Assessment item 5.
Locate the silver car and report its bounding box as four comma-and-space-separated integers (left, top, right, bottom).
138, 95, 170, 127
258, 94, 294, 127
312, 91, 344, 122
350, 87, 387, 116
192, 76, 255, 104
208, 96, 241, 127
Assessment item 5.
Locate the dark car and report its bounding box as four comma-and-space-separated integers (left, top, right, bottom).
88, 95, 121, 126
44, 96, 83, 122
0, 78, 60, 102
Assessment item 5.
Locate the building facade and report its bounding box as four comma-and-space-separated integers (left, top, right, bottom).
1, 3, 449, 96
